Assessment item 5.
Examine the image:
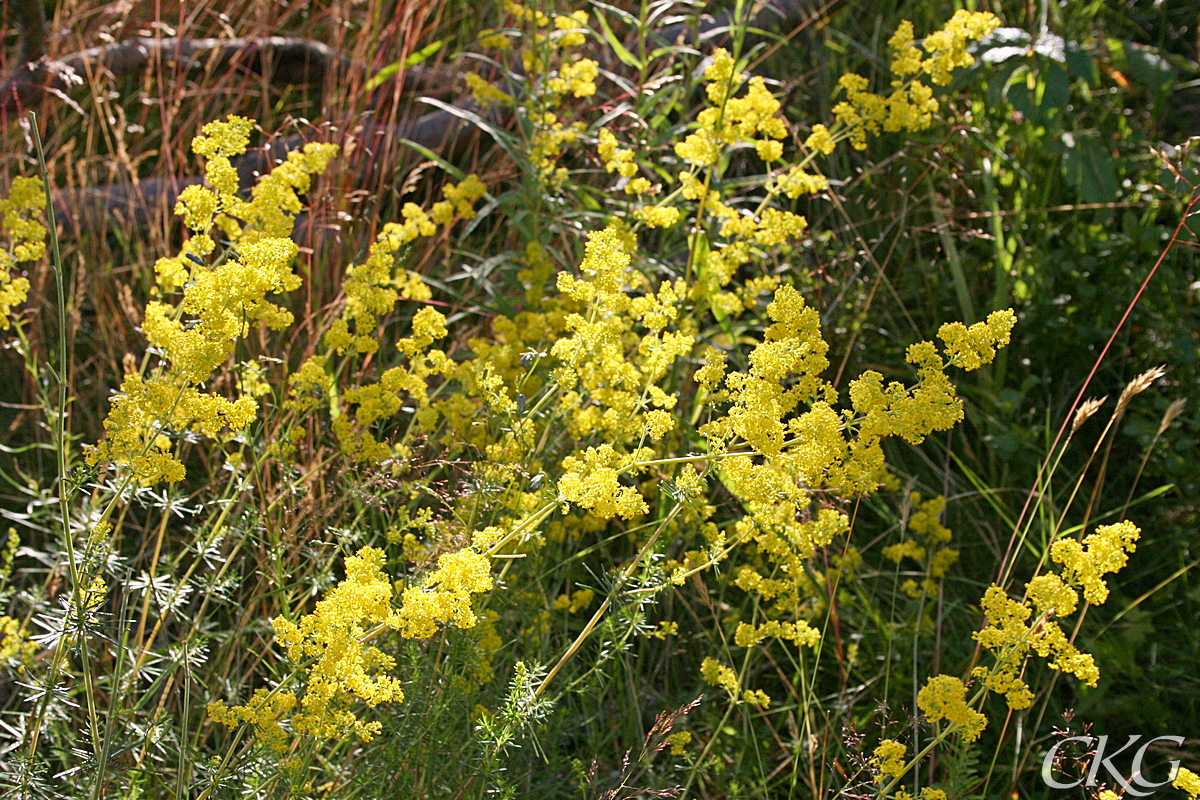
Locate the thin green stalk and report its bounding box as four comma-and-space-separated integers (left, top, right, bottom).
26, 111, 102, 769
534, 502, 683, 699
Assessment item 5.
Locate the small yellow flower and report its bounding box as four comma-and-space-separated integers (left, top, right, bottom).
871, 739, 907, 782
755, 139, 783, 162
634, 206, 680, 228
560, 57, 598, 97
916, 674, 987, 741
804, 124, 836, 155
668, 730, 692, 755
477, 28, 512, 50
0, 176, 45, 329
1051, 521, 1140, 605
883, 537, 926, 563
1175, 767, 1200, 799
700, 656, 739, 696
0, 615, 38, 667
624, 177, 652, 195
466, 72, 513, 106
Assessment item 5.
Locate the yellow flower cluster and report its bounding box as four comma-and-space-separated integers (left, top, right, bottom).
477, 28, 512, 51
975, 583, 1089, 704
0, 528, 16, 580
551, 11, 589, 48
593, 51, 827, 304
435, 174, 488, 224
531, 112, 586, 186
700, 656, 739, 694
665, 50, 814, 296
497, 5, 596, 185
596, 127, 669, 202
466, 71, 514, 107
0, 177, 43, 330
552, 587, 595, 614
502, 0, 547, 26
973, 521, 1140, 709
325, 175, 484, 357
972, 586, 1044, 708
598, 128, 637, 178
228, 9, 1016, 755
215, 531, 495, 742
1176, 767, 1200, 799
702, 284, 831, 453
703, 303, 1010, 499
1050, 520, 1139, 605
938, 311, 1019, 370
696, 194, 802, 296
87, 116, 337, 484
916, 674, 988, 741
207, 689, 297, 753
600, 125, 686, 228
649, 620, 679, 639
871, 738, 907, 782
394, 548, 494, 638
0, 615, 37, 669
896, 790, 947, 800
675, 49, 786, 168
885, 493, 959, 598
293, 174, 483, 463
284, 354, 332, 413
834, 71, 937, 149
733, 618, 820, 649
550, 227, 695, 445
557, 444, 651, 520
212, 541, 487, 747
436, 58, 1012, 726
775, 166, 829, 200
699, 656, 768, 706
729, 505, 845, 613
667, 730, 692, 755
86, 374, 257, 484
547, 57, 598, 98
684, 288, 1010, 657
919, 11, 1003, 85
883, 539, 926, 564
165, 116, 338, 261
846, 310, 1015, 489
908, 493, 952, 543
500, 3, 589, 71
832, 12, 998, 149
633, 205, 680, 227
266, 546, 406, 742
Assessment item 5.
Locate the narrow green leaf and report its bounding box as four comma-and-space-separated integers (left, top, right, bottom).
365, 40, 445, 91
404, 39, 444, 69
595, 9, 641, 69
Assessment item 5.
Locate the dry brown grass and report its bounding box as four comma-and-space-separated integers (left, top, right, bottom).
1, 0, 496, 444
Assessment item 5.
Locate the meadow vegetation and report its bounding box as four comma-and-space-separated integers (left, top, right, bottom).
0, 0, 1198, 797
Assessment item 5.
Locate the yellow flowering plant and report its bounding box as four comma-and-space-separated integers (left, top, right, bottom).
197, 5, 1040, 788
0, 177, 41, 330
190, 5, 1026, 774
0, 3, 1189, 798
